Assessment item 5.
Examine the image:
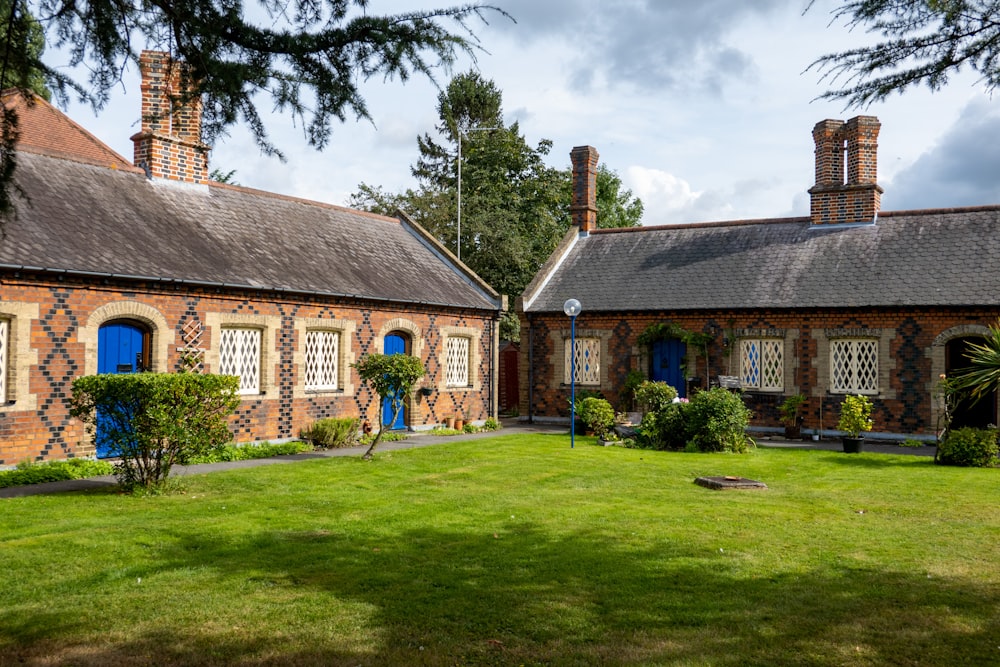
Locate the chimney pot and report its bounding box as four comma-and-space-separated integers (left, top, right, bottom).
570, 145, 599, 233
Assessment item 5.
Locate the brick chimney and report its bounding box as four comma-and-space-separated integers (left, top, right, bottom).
130, 51, 210, 184
808, 116, 882, 225
570, 145, 599, 233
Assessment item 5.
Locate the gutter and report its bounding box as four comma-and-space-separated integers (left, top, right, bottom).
0, 264, 499, 313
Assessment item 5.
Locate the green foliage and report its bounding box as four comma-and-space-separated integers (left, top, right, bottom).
577, 397, 615, 439
482, 417, 501, 431
936, 427, 999, 467
633, 381, 678, 414
684, 388, 754, 453
462, 422, 478, 434
637, 401, 688, 451
837, 394, 874, 438
300, 417, 361, 449
809, 0, 1000, 107
359, 430, 407, 446
899, 439, 927, 448
619, 369, 646, 411
778, 394, 807, 426
0, 458, 113, 488
352, 353, 426, 459
69, 373, 240, 490
947, 320, 1000, 403
1, 0, 49, 99
187, 440, 312, 464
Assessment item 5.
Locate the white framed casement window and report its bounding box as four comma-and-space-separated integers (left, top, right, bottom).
831, 338, 879, 394
0, 318, 8, 403
740, 338, 784, 391
564, 336, 601, 385
304, 329, 340, 391
219, 327, 261, 395
445, 336, 471, 387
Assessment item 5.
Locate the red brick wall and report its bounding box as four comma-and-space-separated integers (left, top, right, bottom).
518, 307, 1000, 438
0, 272, 498, 465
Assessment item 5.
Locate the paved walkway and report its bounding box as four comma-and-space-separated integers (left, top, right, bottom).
0, 422, 935, 498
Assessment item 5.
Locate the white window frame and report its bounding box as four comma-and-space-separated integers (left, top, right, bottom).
304, 329, 341, 391
564, 336, 601, 386
219, 327, 262, 395
0, 318, 8, 403
830, 338, 879, 395
445, 336, 471, 387
740, 338, 784, 392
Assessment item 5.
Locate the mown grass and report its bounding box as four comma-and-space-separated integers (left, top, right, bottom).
1, 434, 998, 666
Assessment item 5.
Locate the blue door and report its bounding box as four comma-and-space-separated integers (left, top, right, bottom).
95, 322, 146, 457
651, 339, 687, 398
382, 334, 407, 429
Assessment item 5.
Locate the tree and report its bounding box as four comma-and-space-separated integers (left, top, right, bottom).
0, 1, 506, 216
809, 0, 1000, 106
352, 352, 426, 460
0, 0, 49, 99
350, 71, 643, 340
947, 319, 1000, 402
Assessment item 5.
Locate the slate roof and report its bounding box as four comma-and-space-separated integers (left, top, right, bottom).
0, 96, 500, 312
522, 208, 1000, 313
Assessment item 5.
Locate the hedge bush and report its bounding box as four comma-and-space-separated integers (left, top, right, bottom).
936, 427, 999, 467
684, 388, 754, 453
70, 373, 240, 490
300, 417, 361, 449
578, 397, 615, 439
0, 458, 114, 489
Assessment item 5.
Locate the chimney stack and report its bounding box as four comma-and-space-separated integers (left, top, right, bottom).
130, 50, 210, 184
570, 145, 599, 233
808, 116, 882, 225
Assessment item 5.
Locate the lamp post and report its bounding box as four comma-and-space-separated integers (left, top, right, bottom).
456, 126, 502, 262
563, 298, 582, 448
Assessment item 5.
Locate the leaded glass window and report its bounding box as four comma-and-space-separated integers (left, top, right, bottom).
0, 319, 7, 403
445, 337, 470, 387
831, 338, 878, 394
740, 339, 783, 391
219, 327, 261, 395
305, 330, 339, 391
564, 337, 600, 385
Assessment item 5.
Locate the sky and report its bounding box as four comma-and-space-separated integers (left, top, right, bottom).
62, 0, 1000, 226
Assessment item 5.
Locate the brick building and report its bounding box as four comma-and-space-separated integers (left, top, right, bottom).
0, 51, 503, 466
519, 117, 1000, 440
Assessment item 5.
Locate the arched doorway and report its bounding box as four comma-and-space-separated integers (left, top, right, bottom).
96, 320, 150, 458
946, 336, 997, 430
382, 332, 409, 430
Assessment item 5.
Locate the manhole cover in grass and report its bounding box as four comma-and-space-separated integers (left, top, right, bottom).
694, 476, 767, 490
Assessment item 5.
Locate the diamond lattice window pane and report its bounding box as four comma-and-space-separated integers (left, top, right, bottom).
760, 340, 784, 391
831, 339, 878, 393
0, 319, 7, 403
565, 337, 600, 385
305, 330, 339, 390
446, 337, 470, 387
220, 328, 261, 394
740, 340, 761, 388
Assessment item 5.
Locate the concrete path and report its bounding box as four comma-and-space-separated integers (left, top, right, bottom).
0, 421, 934, 498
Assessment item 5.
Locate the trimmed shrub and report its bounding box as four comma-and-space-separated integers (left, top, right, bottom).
634, 381, 678, 414
301, 417, 361, 449
70, 373, 240, 490
637, 401, 688, 451
0, 458, 114, 489
684, 388, 754, 453
936, 427, 999, 467
578, 397, 615, 439
482, 417, 501, 431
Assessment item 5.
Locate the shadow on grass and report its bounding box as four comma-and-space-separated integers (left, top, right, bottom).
3, 520, 998, 666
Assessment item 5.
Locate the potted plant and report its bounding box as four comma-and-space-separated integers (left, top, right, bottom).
778, 394, 806, 439
837, 394, 874, 453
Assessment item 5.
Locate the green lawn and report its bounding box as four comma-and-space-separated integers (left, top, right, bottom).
2, 434, 998, 666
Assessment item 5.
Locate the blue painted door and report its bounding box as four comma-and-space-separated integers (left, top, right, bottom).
382, 334, 406, 429
95, 322, 145, 458
651, 339, 687, 398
